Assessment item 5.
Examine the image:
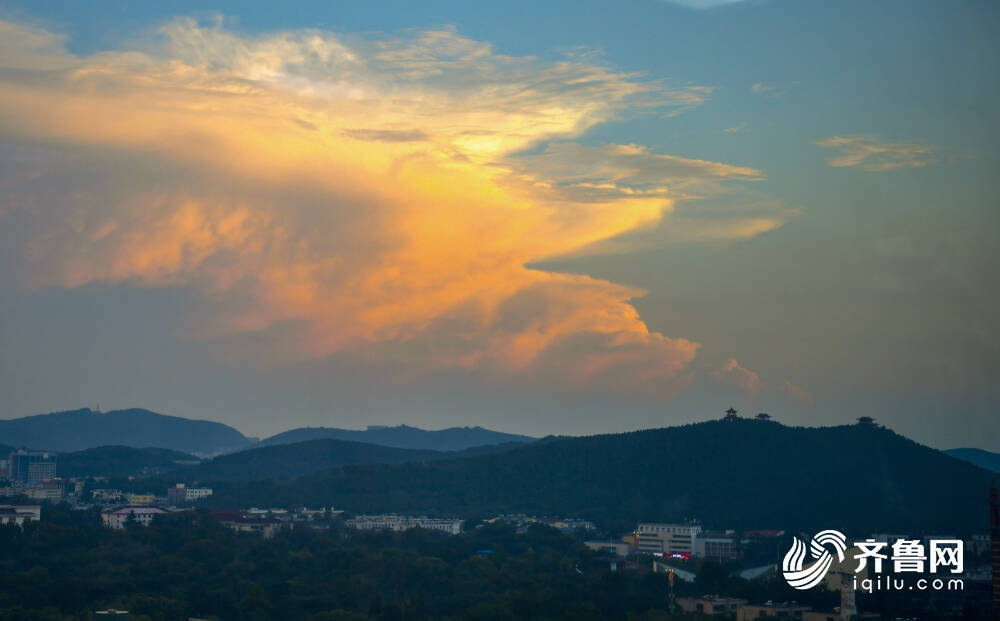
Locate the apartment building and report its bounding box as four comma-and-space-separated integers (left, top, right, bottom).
636, 522, 702, 555
346, 514, 464, 535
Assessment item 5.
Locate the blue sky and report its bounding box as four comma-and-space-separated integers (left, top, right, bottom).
0, 0, 997, 449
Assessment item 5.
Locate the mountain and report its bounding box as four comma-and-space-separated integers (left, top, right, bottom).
946, 447, 1000, 472
259, 423, 535, 451
181, 438, 526, 482
58, 446, 199, 478
0, 408, 253, 456
186, 439, 442, 481
210, 420, 994, 534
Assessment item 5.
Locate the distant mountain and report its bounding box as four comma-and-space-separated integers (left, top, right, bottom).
182, 438, 526, 482
58, 446, 199, 478
0, 408, 253, 456
187, 439, 442, 481
259, 424, 535, 451
212, 420, 995, 534
946, 447, 1000, 473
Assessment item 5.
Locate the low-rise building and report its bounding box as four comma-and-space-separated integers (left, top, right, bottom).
0, 504, 41, 526
101, 506, 169, 529
694, 531, 743, 562
24, 479, 64, 501
584, 540, 632, 557
125, 493, 156, 506
677, 595, 748, 615
485, 514, 595, 534
347, 514, 463, 535
637, 522, 702, 555
91, 489, 124, 504
225, 518, 284, 538
166, 483, 213, 505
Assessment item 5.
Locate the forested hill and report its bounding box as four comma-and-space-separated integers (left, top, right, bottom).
58, 446, 199, 478
210, 420, 994, 534
181, 438, 525, 482
259, 424, 534, 451
0, 408, 253, 456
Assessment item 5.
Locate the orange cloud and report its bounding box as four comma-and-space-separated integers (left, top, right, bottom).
0, 19, 774, 395
711, 358, 763, 396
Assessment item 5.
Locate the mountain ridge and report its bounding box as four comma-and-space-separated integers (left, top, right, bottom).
206, 419, 995, 534
945, 447, 1000, 473
178, 437, 526, 482
258, 423, 535, 451
0, 408, 253, 456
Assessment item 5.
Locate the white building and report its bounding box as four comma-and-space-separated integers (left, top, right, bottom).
167, 483, 213, 505
637, 522, 702, 555
0, 504, 41, 526
101, 506, 169, 529
346, 514, 464, 535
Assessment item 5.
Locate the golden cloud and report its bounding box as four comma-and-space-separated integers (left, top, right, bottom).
816, 135, 934, 171
0, 19, 779, 395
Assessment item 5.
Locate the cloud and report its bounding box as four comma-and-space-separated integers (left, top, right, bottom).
815, 135, 934, 171
342, 129, 428, 142
506, 142, 763, 204
723, 124, 746, 134
711, 358, 763, 396
750, 82, 775, 94
0, 18, 776, 397
780, 380, 813, 407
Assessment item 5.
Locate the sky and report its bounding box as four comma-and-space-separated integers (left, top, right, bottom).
0, 0, 997, 449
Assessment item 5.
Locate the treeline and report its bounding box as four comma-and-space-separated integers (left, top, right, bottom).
0, 503, 773, 621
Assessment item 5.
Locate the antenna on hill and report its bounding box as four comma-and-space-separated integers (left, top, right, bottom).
95, 403, 102, 414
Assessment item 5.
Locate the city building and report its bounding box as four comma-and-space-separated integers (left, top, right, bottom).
101, 506, 169, 529
584, 540, 632, 557
676, 596, 748, 615
695, 531, 743, 562
485, 514, 595, 534
346, 514, 464, 535
91, 489, 124, 504
0, 504, 41, 526
636, 522, 702, 555
24, 479, 64, 500
8, 450, 57, 483
94, 610, 129, 619
167, 483, 213, 505
125, 493, 156, 506
223, 517, 284, 538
